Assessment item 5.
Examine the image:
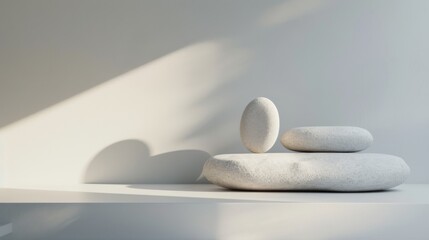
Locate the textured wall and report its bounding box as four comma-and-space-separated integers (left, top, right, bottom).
0, 0, 428, 185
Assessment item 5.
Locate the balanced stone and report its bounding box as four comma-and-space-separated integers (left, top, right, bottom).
281, 126, 373, 152
203, 153, 410, 192
240, 97, 280, 153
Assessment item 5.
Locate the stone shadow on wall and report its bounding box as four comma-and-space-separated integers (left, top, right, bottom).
83, 139, 210, 184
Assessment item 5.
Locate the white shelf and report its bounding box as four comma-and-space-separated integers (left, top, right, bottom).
0, 223, 12, 238
1, 184, 428, 239
0, 184, 428, 204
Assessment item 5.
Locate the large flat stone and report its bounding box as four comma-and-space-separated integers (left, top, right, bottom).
203, 153, 410, 192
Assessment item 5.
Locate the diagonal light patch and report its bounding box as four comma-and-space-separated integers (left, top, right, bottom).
0, 40, 251, 186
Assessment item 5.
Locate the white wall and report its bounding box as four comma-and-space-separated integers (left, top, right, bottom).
0, 0, 428, 185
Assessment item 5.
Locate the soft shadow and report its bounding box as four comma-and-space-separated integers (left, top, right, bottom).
223, 188, 400, 193
83, 139, 210, 184
128, 184, 230, 192
129, 184, 400, 194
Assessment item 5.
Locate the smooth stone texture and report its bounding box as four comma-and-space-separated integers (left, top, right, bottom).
203, 153, 410, 192
240, 97, 280, 153
281, 126, 373, 152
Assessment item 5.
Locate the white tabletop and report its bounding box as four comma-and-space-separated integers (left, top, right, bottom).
0, 184, 428, 204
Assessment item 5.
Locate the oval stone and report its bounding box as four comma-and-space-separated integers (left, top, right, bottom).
281, 126, 373, 152
240, 97, 280, 153
203, 153, 410, 192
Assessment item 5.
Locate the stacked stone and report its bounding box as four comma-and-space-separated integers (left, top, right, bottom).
281, 126, 373, 153
203, 97, 410, 192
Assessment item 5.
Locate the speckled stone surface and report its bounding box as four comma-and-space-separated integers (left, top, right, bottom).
240, 97, 279, 153
281, 126, 373, 152
203, 153, 410, 192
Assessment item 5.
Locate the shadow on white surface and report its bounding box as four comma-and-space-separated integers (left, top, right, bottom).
84, 139, 210, 184
0, 40, 250, 186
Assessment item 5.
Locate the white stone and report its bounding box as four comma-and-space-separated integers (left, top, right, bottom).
203, 153, 410, 191
281, 126, 373, 152
240, 97, 280, 153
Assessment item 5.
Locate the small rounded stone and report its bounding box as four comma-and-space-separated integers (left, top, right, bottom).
240, 97, 280, 153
